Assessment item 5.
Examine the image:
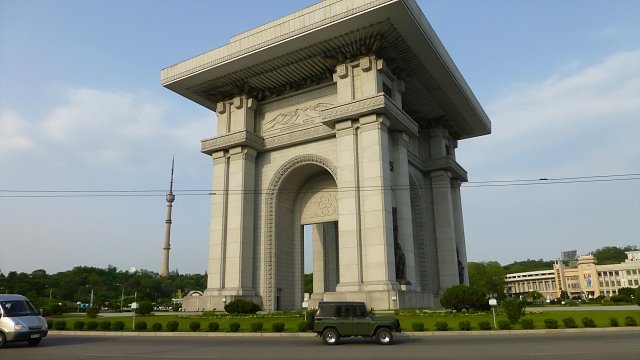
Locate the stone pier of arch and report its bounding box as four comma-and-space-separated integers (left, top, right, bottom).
161, 0, 491, 312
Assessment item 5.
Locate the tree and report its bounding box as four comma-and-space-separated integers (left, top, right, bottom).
617, 287, 635, 298
591, 246, 637, 265
503, 259, 554, 274
501, 298, 526, 324
635, 287, 640, 307
304, 273, 313, 294
135, 301, 154, 316
440, 285, 489, 311
468, 262, 505, 298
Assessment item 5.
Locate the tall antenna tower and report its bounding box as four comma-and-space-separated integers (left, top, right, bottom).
160, 157, 175, 277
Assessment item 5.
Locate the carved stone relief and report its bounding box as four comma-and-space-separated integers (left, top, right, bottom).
264, 103, 333, 132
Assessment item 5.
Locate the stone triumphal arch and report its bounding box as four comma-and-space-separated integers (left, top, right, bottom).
162, 0, 491, 311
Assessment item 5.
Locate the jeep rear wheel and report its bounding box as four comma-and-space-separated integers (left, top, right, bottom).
375, 327, 393, 345
0, 332, 6, 348
322, 328, 340, 345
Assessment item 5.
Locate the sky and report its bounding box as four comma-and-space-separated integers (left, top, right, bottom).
1, 0, 639, 276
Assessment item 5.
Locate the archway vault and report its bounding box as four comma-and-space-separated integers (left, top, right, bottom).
264, 154, 337, 310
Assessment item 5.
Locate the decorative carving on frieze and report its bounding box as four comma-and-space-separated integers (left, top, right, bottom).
264, 155, 337, 310
313, 193, 338, 218
264, 103, 333, 131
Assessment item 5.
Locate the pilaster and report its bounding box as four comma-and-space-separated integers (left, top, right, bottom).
358, 114, 396, 290
430, 169, 460, 292
335, 119, 363, 290
451, 179, 469, 285
224, 146, 257, 294
390, 131, 417, 287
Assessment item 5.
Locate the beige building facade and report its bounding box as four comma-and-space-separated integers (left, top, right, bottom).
162, 0, 490, 311
506, 251, 640, 300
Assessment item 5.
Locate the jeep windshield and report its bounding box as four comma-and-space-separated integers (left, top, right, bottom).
0, 300, 40, 317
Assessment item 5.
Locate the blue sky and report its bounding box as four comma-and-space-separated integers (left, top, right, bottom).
1, 0, 639, 275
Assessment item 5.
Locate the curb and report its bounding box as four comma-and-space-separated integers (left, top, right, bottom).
49, 326, 640, 338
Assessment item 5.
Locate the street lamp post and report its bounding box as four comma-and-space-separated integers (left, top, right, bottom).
489, 297, 498, 329
117, 284, 125, 312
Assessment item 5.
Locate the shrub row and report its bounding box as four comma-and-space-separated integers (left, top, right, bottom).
406, 316, 638, 331
50, 316, 638, 332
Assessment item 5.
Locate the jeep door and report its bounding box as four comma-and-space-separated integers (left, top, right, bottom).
351, 304, 375, 336
335, 305, 354, 336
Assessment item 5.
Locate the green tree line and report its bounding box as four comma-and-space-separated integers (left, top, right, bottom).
0, 265, 206, 312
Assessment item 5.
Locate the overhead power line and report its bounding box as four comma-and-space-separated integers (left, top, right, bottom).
1, 173, 638, 198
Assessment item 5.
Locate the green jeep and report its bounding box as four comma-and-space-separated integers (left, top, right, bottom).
310, 301, 401, 345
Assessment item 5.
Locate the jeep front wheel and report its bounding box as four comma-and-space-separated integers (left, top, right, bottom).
322, 328, 340, 345
375, 327, 393, 345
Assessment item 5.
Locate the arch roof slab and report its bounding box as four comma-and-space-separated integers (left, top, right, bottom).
161, 0, 491, 139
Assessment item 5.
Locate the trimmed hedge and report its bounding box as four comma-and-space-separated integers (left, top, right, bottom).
624, 316, 637, 326
73, 321, 85, 330
271, 322, 285, 332
112, 321, 125, 331
609, 317, 619, 327
189, 321, 201, 331
434, 321, 448, 331
411, 321, 425, 332
151, 322, 163, 331
207, 322, 220, 332
562, 317, 577, 328
86, 321, 99, 330
478, 320, 492, 330
297, 321, 309, 332
250, 322, 263, 332
53, 320, 67, 330
135, 321, 147, 331
544, 318, 558, 329
581, 317, 596, 328
458, 320, 471, 331
497, 319, 511, 330
520, 318, 534, 329
229, 322, 241, 332
167, 321, 179, 332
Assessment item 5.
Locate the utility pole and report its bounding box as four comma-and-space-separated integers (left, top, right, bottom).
160, 157, 175, 277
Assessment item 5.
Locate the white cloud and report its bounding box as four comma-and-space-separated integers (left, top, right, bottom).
459, 49, 640, 178
0, 110, 36, 155
1, 87, 214, 172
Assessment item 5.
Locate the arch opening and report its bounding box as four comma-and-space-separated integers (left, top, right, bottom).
268, 160, 339, 310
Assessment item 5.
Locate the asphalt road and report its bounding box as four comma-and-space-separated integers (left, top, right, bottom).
3, 330, 640, 360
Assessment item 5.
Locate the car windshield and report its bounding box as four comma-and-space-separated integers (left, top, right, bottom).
0, 300, 40, 317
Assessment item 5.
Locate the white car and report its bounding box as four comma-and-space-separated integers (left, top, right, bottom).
0, 294, 48, 348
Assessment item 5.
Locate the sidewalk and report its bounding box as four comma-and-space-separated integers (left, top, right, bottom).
49, 326, 640, 338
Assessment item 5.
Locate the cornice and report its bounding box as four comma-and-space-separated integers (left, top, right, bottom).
320, 94, 419, 137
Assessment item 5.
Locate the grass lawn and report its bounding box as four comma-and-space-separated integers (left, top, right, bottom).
51, 308, 640, 333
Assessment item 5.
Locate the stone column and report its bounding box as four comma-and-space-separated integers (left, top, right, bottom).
224, 145, 257, 294
311, 223, 325, 298
205, 95, 258, 301
451, 179, 469, 285
207, 150, 229, 291
358, 114, 396, 290
430, 169, 460, 291
335, 119, 363, 291
390, 131, 417, 287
